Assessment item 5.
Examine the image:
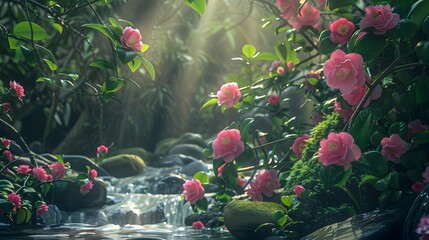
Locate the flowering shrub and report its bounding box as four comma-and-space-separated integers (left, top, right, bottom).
185, 0, 429, 237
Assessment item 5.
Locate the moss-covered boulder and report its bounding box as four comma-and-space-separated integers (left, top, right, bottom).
107, 147, 156, 165
224, 200, 286, 240
99, 154, 146, 178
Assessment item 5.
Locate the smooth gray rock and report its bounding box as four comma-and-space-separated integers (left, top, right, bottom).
180, 160, 209, 177
168, 144, 207, 160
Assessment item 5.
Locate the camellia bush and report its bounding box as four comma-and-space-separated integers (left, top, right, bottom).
182, 0, 429, 239
0, 0, 157, 225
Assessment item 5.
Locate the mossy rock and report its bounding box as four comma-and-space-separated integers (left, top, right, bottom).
107, 147, 156, 164
224, 200, 286, 240
99, 154, 146, 178
154, 137, 178, 156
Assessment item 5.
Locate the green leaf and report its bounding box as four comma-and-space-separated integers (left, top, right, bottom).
213, 159, 225, 177
14, 21, 47, 40
319, 165, 351, 188
353, 33, 386, 61
281, 195, 294, 208
102, 77, 123, 93
242, 44, 257, 59
82, 23, 115, 43
20, 45, 37, 66
52, 23, 63, 34
359, 175, 380, 187
407, 0, 429, 28
0, 199, 14, 213
193, 171, 209, 184
253, 52, 277, 61
108, 17, 122, 28
388, 122, 407, 139
89, 59, 114, 69
353, 151, 388, 178
58, 73, 79, 81
389, 19, 418, 39
55, 154, 64, 164
41, 183, 51, 196
327, 0, 354, 10
117, 46, 138, 64
273, 210, 285, 225
16, 207, 33, 224
43, 59, 57, 71
195, 197, 208, 211
140, 56, 156, 80
240, 118, 254, 143
222, 162, 238, 189
8, 37, 19, 49
200, 98, 218, 111
127, 58, 141, 72
318, 30, 338, 55
141, 44, 150, 53
400, 151, 427, 169
374, 173, 391, 191
412, 130, 429, 144
275, 39, 299, 64
183, 0, 206, 16
349, 107, 384, 149
35, 44, 57, 65
414, 76, 429, 104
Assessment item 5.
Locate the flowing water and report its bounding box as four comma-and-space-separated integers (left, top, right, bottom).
0, 167, 235, 239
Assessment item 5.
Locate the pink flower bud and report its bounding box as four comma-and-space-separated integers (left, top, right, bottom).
192, 221, 205, 229
293, 185, 305, 197
97, 145, 109, 154
9, 81, 25, 99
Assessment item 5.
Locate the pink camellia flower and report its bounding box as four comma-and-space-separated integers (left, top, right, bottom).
216, 82, 242, 108
32, 166, 49, 182
293, 185, 305, 197
248, 169, 281, 201
329, 18, 355, 44
192, 220, 205, 229
7, 192, 21, 210
269, 60, 282, 72
16, 165, 31, 175
238, 176, 246, 188
80, 181, 94, 195
46, 174, 53, 182
412, 182, 424, 193
120, 26, 143, 52
88, 169, 98, 180
2, 139, 10, 148
97, 145, 109, 154
287, 61, 294, 71
212, 129, 245, 163
3, 150, 12, 161
49, 162, 65, 181
292, 134, 310, 158
318, 132, 361, 170
9, 81, 25, 99
277, 66, 285, 75
247, 181, 264, 201
267, 95, 280, 105
2, 103, 11, 113
381, 134, 409, 163
416, 215, 429, 237
359, 4, 400, 35
423, 167, 429, 183
288, 3, 320, 30
334, 100, 354, 122
276, 0, 299, 20
323, 50, 366, 95
341, 83, 382, 108
408, 119, 429, 136
36, 203, 49, 216
182, 179, 205, 204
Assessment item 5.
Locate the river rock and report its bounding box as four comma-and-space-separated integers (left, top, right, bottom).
99, 154, 147, 178
180, 159, 209, 177
174, 132, 207, 148
150, 154, 184, 168
107, 147, 156, 165
224, 200, 286, 240
47, 179, 107, 211
168, 144, 207, 161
